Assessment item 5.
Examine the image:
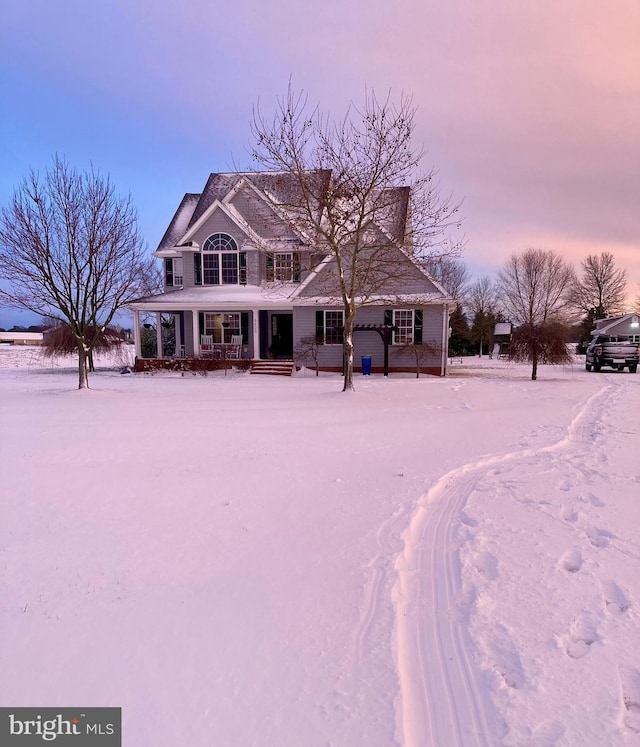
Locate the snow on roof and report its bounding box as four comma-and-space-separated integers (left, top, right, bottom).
129, 283, 298, 309
592, 312, 640, 334
291, 292, 452, 306
494, 322, 512, 336
158, 170, 411, 253
157, 193, 201, 251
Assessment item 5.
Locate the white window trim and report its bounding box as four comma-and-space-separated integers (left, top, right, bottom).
274, 252, 295, 282
202, 233, 240, 286
324, 310, 344, 345
392, 309, 415, 345
172, 258, 183, 286
203, 312, 241, 343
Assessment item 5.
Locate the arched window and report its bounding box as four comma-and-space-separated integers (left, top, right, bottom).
201, 233, 243, 285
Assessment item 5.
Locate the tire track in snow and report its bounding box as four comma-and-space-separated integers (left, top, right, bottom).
394, 383, 616, 746
354, 506, 408, 671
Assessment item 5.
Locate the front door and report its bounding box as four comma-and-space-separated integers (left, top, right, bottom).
270, 314, 293, 359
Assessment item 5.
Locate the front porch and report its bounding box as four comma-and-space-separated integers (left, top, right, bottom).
131, 307, 294, 363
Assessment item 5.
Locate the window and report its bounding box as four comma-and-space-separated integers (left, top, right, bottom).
165, 257, 183, 287
393, 310, 414, 344
203, 313, 241, 344
201, 233, 246, 285
386, 309, 423, 345
319, 310, 344, 345
266, 252, 301, 282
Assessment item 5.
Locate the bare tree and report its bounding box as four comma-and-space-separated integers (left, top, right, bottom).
42, 323, 123, 359
420, 254, 469, 301
568, 252, 628, 320
466, 276, 500, 356
395, 340, 442, 378
508, 321, 572, 377
498, 248, 574, 379
0, 156, 148, 388
294, 334, 322, 376
250, 86, 463, 391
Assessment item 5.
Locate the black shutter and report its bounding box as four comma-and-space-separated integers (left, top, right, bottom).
198, 312, 204, 337
194, 254, 202, 285
266, 254, 274, 282
384, 309, 393, 327
414, 309, 423, 344
316, 310, 325, 344
241, 312, 249, 345
165, 258, 173, 287
239, 252, 247, 284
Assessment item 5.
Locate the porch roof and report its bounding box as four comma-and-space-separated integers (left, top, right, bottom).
129, 284, 297, 311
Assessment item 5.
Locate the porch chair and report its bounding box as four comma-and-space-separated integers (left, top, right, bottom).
226, 334, 243, 360
200, 335, 214, 358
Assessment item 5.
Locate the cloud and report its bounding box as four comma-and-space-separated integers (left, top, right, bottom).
1, 0, 637, 291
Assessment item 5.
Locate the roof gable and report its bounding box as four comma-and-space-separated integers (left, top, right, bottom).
157, 193, 200, 251
592, 312, 640, 335
292, 242, 450, 304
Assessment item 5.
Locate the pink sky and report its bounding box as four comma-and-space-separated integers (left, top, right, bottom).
1, 0, 638, 325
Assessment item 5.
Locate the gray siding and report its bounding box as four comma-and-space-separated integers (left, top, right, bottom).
182, 253, 197, 287
293, 304, 446, 370
190, 211, 249, 248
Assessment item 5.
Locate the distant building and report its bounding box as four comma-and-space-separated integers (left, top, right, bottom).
492, 322, 512, 358
592, 313, 640, 343
0, 331, 43, 345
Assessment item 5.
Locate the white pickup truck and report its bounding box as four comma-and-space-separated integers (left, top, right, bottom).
585, 335, 639, 373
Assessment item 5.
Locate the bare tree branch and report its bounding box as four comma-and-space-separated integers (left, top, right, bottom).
497, 248, 575, 379
568, 251, 628, 319
250, 85, 463, 390
0, 156, 149, 388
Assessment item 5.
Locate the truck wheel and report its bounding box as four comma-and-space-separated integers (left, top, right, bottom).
630, 364, 638, 374
585, 363, 592, 372
594, 363, 601, 372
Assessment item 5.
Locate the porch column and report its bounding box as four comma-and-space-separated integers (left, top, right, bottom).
156, 312, 162, 358
440, 304, 449, 376
192, 311, 200, 356
174, 313, 183, 357
133, 310, 141, 358
252, 308, 260, 360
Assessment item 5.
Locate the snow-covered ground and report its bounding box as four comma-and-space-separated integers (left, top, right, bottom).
1, 346, 639, 746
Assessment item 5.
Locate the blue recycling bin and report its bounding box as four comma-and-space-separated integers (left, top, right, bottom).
361, 355, 372, 375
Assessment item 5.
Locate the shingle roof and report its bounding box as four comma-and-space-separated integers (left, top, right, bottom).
157, 169, 410, 250
157, 193, 201, 251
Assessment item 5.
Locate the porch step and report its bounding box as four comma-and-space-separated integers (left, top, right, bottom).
250, 360, 295, 376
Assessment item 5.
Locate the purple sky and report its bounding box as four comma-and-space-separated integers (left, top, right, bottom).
1, 0, 638, 327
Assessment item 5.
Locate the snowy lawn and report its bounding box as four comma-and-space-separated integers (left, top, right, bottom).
1, 347, 639, 746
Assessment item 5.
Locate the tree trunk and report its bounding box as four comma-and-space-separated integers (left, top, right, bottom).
78, 346, 89, 389
531, 349, 538, 381
342, 310, 355, 392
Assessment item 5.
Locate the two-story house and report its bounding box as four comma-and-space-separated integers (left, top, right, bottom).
129, 170, 455, 375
